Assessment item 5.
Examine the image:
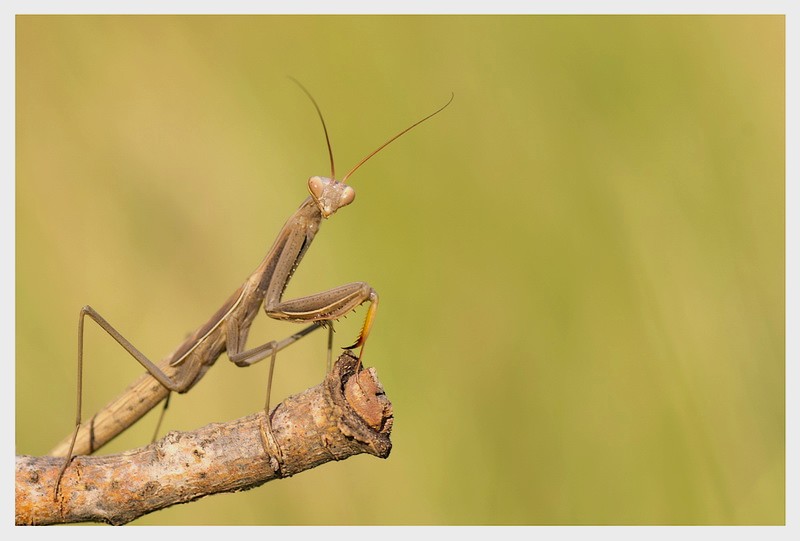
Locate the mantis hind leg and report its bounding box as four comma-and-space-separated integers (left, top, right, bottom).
150, 392, 172, 443
54, 306, 194, 501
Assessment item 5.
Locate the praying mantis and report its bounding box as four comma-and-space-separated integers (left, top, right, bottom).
50, 81, 453, 498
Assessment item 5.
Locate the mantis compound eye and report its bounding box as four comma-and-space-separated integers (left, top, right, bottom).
339, 186, 355, 208
307, 176, 330, 200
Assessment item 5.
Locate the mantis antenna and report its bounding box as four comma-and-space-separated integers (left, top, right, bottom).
342, 92, 454, 183
290, 76, 453, 184
288, 76, 336, 180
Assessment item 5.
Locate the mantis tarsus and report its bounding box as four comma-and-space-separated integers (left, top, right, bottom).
51, 82, 453, 499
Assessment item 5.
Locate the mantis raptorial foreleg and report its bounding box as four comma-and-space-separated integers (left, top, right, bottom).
227, 281, 378, 466
52, 82, 452, 500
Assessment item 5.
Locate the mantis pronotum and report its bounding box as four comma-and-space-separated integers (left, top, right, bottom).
51, 81, 452, 498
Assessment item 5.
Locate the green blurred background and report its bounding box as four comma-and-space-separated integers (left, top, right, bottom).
15, 15, 784, 525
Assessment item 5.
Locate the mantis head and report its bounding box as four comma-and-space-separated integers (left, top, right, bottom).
308, 176, 355, 218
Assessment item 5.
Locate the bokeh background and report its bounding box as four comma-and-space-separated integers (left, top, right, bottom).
16, 15, 784, 525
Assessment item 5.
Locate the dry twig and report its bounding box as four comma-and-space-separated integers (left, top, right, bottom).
15, 353, 393, 525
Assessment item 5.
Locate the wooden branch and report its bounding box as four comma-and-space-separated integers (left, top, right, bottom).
15, 352, 393, 525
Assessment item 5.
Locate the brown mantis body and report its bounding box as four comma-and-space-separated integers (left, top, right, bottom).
51, 82, 452, 498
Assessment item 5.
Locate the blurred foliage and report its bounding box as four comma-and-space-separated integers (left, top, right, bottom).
16, 15, 783, 525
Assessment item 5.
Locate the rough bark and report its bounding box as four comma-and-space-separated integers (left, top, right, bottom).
15, 353, 393, 525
